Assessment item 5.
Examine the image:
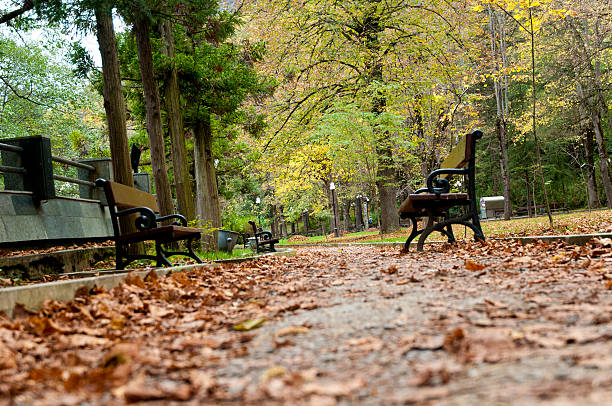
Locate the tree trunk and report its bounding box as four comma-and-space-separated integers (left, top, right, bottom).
525, 171, 532, 218
302, 212, 309, 233
159, 21, 195, 220
133, 15, 173, 218
583, 130, 599, 208
590, 104, 612, 208
528, 8, 553, 227
279, 206, 287, 237
94, 7, 133, 188
577, 87, 600, 208
355, 196, 364, 231
95, 6, 140, 254
271, 204, 279, 237
363, 5, 399, 235
342, 201, 350, 233
193, 117, 221, 230
488, 3, 512, 220
577, 81, 612, 207
496, 119, 512, 219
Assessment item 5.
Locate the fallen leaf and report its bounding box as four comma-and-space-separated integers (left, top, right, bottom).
276, 326, 310, 337
233, 317, 266, 331
261, 366, 288, 382
303, 377, 366, 396
465, 260, 486, 271
0, 341, 16, 369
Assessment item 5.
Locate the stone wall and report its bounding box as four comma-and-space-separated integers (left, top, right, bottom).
0, 191, 113, 246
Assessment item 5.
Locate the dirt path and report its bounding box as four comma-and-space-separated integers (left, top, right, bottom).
1, 239, 611, 405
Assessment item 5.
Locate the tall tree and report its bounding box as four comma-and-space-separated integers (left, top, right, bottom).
487, 5, 512, 219
129, 7, 174, 218
159, 20, 195, 220
94, 4, 134, 188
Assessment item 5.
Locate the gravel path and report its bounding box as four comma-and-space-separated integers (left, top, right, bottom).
2, 239, 611, 405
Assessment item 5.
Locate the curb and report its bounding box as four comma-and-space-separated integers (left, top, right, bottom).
0, 248, 295, 318
277, 233, 612, 249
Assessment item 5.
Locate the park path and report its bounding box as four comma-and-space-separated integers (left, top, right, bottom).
1, 239, 612, 405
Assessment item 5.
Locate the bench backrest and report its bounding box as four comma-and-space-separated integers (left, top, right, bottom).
101, 180, 159, 213
439, 130, 481, 178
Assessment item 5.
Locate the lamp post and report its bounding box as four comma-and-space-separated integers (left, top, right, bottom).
330, 182, 339, 237
364, 197, 370, 228
255, 197, 262, 228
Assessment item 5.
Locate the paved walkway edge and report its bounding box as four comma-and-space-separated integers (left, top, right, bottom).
0, 249, 295, 318
277, 233, 612, 248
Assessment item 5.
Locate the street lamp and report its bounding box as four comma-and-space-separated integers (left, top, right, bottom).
330, 182, 339, 237
255, 197, 262, 227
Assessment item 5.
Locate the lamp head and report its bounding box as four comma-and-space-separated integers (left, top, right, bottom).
256, 197, 261, 204
330, 182, 335, 191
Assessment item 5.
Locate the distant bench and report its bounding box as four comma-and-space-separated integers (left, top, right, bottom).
96, 178, 203, 269
515, 203, 569, 217
398, 130, 485, 251
248, 220, 278, 252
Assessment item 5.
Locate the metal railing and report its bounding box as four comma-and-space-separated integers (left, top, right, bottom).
1, 137, 101, 199
0, 142, 26, 176
51, 156, 96, 188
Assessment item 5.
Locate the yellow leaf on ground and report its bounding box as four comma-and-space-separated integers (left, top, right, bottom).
233, 317, 266, 331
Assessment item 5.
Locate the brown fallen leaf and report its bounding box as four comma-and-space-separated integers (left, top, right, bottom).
465, 260, 486, 271
0, 341, 16, 369
189, 370, 216, 394
276, 326, 310, 337
442, 328, 466, 354
302, 377, 366, 397
123, 272, 146, 289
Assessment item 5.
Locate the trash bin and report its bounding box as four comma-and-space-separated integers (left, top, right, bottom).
216, 229, 240, 252
480, 196, 505, 219
247, 237, 257, 251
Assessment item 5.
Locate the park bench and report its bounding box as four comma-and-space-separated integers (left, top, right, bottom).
398, 129, 485, 251
248, 220, 279, 252
515, 202, 568, 217
95, 178, 203, 269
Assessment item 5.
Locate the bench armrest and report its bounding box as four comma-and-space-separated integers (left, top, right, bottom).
116, 207, 157, 231
257, 231, 273, 241
156, 214, 188, 226
425, 168, 468, 195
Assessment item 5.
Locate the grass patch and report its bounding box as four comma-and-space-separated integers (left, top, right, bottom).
197, 248, 255, 261
278, 210, 612, 245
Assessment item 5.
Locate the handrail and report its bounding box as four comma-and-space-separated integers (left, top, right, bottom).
51, 156, 95, 172
0, 165, 26, 175
52, 174, 95, 187
0, 143, 24, 153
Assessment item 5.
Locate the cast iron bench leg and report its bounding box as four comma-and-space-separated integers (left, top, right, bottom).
417, 215, 436, 252
403, 215, 423, 251
155, 241, 172, 268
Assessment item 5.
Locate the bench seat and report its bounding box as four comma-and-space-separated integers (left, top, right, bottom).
119, 225, 202, 244
399, 193, 469, 215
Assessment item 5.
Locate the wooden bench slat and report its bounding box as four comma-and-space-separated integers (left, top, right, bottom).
107, 180, 160, 212
440, 135, 468, 171
119, 225, 201, 243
